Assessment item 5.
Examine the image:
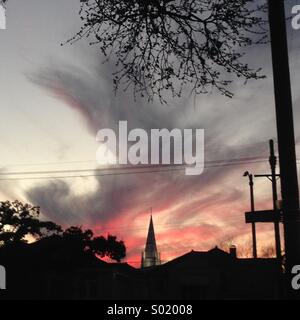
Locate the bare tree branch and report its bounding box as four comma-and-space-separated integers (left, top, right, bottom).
70, 0, 268, 103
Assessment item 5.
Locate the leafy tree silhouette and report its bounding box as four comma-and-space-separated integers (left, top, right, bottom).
62, 226, 126, 262
0, 200, 61, 245
91, 234, 126, 262
71, 0, 268, 102
0, 201, 126, 262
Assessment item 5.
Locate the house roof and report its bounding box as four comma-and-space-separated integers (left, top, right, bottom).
162, 247, 233, 267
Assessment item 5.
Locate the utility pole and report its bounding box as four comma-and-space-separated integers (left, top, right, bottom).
244, 171, 257, 259
269, 140, 282, 260
268, 0, 300, 297
254, 140, 282, 259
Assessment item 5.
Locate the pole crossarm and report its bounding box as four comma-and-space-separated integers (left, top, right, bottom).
245, 210, 282, 224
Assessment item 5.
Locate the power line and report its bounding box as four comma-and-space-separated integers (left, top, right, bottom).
0, 156, 269, 175
0, 158, 271, 181
0, 167, 183, 181
0, 156, 269, 176
0, 140, 276, 169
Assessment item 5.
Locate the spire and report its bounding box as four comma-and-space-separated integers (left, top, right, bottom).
145, 215, 157, 253
141, 211, 161, 268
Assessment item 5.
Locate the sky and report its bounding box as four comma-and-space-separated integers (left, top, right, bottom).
1, 0, 300, 267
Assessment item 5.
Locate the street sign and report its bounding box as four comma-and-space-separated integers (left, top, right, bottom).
245, 210, 281, 223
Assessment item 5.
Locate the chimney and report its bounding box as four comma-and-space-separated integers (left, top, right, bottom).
229, 245, 237, 258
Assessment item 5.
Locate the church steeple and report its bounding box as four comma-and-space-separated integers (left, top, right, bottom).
141, 212, 161, 268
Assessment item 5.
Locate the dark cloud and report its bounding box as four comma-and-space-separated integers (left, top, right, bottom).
25, 42, 283, 259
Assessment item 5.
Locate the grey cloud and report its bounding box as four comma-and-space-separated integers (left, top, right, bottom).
25, 43, 282, 249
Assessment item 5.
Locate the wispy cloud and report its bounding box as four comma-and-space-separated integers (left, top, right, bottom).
25, 45, 282, 262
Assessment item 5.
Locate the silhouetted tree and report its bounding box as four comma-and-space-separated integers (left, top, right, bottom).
62, 226, 126, 262
0, 201, 126, 262
91, 234, 126, 262
71, 0, 267, 102
0, 200, 62, 245
62, 226, 93, 251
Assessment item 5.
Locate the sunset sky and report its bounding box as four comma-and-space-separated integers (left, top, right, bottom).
1, 0, 300, 267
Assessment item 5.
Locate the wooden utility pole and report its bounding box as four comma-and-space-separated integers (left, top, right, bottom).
244, 171, 257, 258
254, 140, 281, 259
268, 0, 300, 297
269, 140, 282, 260
249, 174, 257, 259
